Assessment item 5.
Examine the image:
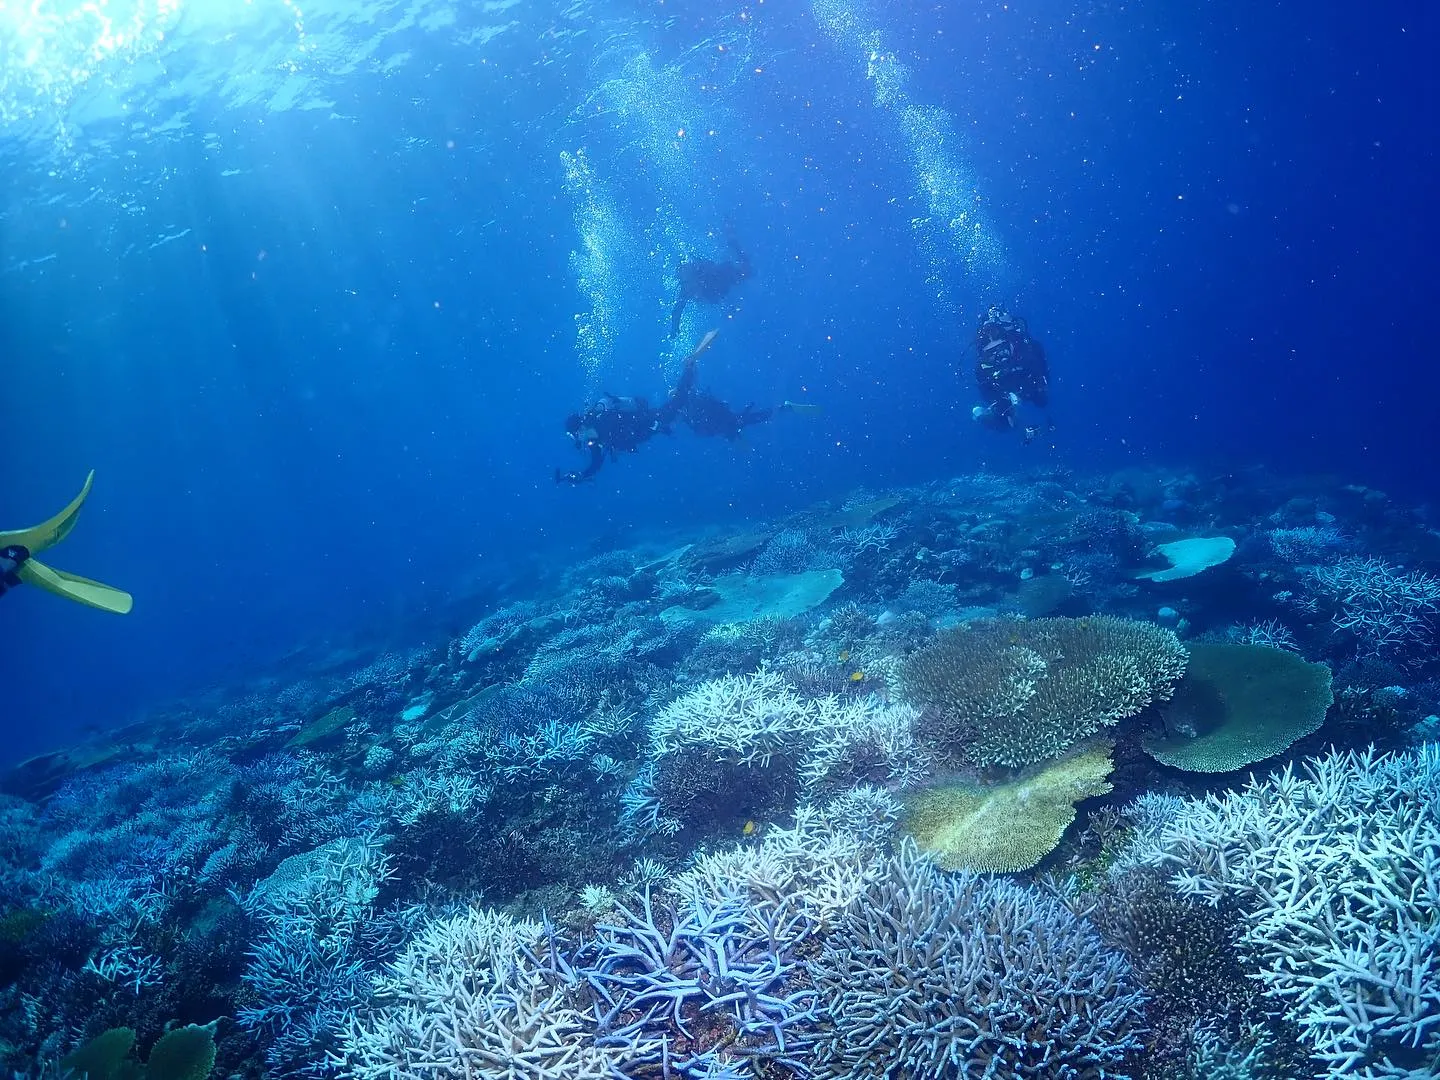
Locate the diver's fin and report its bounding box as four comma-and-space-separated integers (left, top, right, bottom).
688, 329, 719, 361
783, 401, 823, 415
17, 558, 133, 614
0, 471, 95, 555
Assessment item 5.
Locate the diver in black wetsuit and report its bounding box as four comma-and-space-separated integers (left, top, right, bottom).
557, 397, 662, 484
555, 330, 817, 483
555, 332, 717, 484
669, 226, 753, 337
971, 306, 1052, 445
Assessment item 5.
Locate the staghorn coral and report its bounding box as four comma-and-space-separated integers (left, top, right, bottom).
239, 833, 420, 1076
1266, 524, 1350, 564
1091, 869, 1252, 1021
681, 616, 806, 682
751, 529, 822, 577
1083, 867, 1280, 1080
648, 671, 817, 766
546, 794, 904, 1077
809, 840, 1146, 1080
633, 673, 927, 837
798, 697, 929, 796
1128, 745, 1440, 1079
903, 615, 1188, 768
1184, 1019, 1290, 1080
670, 789, 901, 938
338, 906, 654, 1080
891, 578, 959, 620
1306, 556, 1440, 658
342, 871, 822, 1080
568, 888, 816, 1076
1227, 617, 1300, 652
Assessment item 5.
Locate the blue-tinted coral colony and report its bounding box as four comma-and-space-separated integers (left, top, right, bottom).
3, 469, 1438, 1079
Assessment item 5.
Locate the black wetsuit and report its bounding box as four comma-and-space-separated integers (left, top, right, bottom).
0, 545, 29, 598
556, 358, 702, 483
680, 393, 775, 440
669, 236, 752, 336
974, 310, 1049, 428
555, 331, 800, 482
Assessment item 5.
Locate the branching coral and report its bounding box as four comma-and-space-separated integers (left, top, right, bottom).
1266, 524, 1350, 563
343, 866, 826, 1080
1091, 869, 1251, 1021
1128, 745, 1440, 1078
570, 889, 816, 1075
338, 906, 652, 1080
809, 840, 1147, 1080
573, 790, 906, 1077
239, 833, 419, 1075
799, 697, 929, 795
670, 789, 901, 937
632, 673, 926, 836
1307, 556, 1440, 657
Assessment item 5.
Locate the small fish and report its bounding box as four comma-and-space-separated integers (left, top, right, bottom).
849, 671, 866, 683
838, 649, 850, 663
742, 820, 757, 836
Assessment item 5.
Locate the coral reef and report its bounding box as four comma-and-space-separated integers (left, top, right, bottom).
3, 464, 1437, 1078
630, 672, 926, 838
339, 907, 645, 1080
1307, 556, 1440, 658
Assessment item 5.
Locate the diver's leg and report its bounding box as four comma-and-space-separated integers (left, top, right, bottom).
658, 357, 699, 425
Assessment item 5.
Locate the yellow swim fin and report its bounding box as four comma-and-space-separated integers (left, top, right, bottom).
18, 559, 134, 615
1, 471, 132, 614
783, 401, 823, 415
0, 470, 94, 555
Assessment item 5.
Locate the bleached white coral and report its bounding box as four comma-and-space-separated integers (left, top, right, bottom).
649, 670, 818, 764
800, 698, 929, 794
672, 791, 899, 934
579, 884, 617, 914
1129, 744, 1440, 1079
641, 671, 927, 827
337, 906, 659, 1080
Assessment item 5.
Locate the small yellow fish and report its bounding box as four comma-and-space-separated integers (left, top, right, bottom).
837, 649, 850, 663
742, 820, 757, 836
849, 670, 866, 683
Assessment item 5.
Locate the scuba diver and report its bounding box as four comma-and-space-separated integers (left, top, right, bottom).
971, 305, 1053, 445
669, 225, 753, 337
556, 331, 818, 483
0, 471, 133, 613
556, 331, 720, 484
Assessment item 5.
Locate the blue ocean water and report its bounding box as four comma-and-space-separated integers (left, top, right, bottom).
2, 0, 1434, 757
